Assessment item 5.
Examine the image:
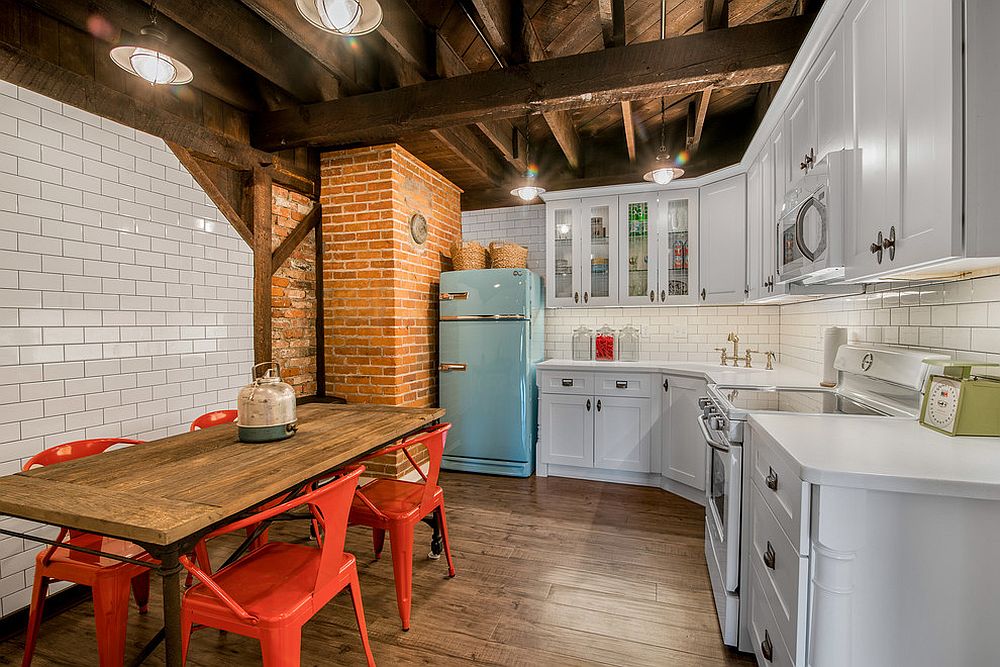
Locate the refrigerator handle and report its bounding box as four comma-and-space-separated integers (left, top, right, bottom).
439, 363, 468, 372
439, 292, 469, 301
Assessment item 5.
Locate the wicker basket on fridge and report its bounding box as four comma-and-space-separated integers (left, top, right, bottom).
488, 242, 529, 269
450, 240, 487, 271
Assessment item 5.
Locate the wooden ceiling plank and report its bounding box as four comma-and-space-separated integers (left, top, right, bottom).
252, 14, 813, 151
146, 0, 339, 102
704, 0, 730, 30
377, 0, 435, 77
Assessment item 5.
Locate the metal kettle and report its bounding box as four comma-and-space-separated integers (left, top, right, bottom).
237, 362, 298, 443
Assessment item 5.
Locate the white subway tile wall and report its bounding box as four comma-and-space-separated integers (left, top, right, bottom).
460, 204, 545, 276
779, 276, 1000, 376
0, 83, 253, 616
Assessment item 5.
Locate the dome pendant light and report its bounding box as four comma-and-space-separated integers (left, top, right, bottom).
643, 98, 684, 185
109, 4, 192, 86
296, 0, 383, 36
510, 114, 546, 202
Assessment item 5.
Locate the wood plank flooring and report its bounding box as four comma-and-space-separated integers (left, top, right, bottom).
0, 473, 756, 666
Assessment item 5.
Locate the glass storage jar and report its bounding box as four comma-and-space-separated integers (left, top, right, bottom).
572, 326, 594, 361
618, 325, 640, 362
595, 325, 616, 361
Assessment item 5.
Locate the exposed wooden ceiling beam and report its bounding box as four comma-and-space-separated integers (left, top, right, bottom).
704, 0, 730, 30
378, 0, 435, 77
252, 14, 813, 151
597, 0, 633, 163
142, 0, 338, 103
522, 12, 580, 170
429, 126, 510, 186
0, 36, 314, 196
686, 87, 712, 151
622, 101, 637, 163
169, 142, 253, 246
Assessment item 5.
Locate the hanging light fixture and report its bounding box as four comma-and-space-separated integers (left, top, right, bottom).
109, 3, 192, 86
510, 113, 546, 202
296, 0, 383, 36
643, 98, 685, 185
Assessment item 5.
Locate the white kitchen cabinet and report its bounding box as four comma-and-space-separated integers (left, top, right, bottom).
545, 197, 619, 307
784, 88, 813, 190
594, 395, 652, 472
699, 174, 747, 304
618, 192, 659, 305
538, 393, 594, 468
745, 155, 763, 302
661, 374, 708, 491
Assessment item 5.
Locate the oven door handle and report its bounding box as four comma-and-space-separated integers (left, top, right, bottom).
698, 414, 731, 453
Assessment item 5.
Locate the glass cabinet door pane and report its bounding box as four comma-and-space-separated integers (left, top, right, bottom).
665, 199, 690, 296
625, 201, 651, 298
587, 203, 611, 299
553, 208, 574, 299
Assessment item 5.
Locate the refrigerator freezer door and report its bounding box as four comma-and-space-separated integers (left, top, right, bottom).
440, 269, 532, 318
439, 319, 534, 476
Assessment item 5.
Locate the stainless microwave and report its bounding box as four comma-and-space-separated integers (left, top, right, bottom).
776, 149, 855, 285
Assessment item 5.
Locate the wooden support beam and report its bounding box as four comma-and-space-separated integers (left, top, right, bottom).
378, 0, 435, 76
598, 0, 626, 48
0, 37, 316, 197
168, 142, 252, 246
686, 88, 713, 152
271, 205, 319, 274
429, 126, 509, 185
541, 111, 581, 171
252, 15, 813, 150
622, 101, 637, 163
704, 0, 730, 30
250, 167, 273, 366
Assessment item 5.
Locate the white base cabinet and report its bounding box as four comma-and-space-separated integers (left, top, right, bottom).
537, 366, 708, 504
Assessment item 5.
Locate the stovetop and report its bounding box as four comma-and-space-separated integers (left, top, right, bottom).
713, 386, 887, 418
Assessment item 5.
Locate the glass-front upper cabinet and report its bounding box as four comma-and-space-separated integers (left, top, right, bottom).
545, 201, 581, 307
545, 197, 620, 307
618, 193, 658, 305
580, 196, 618, 306
656, 189, 699, 304
618, 189, 699, 305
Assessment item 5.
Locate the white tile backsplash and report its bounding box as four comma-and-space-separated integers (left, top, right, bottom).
0, 82, 253, 616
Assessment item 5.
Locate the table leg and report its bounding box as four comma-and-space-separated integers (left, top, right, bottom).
157, 548, 184, 667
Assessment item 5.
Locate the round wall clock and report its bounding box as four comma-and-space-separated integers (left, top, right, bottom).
409, 212, 428, 245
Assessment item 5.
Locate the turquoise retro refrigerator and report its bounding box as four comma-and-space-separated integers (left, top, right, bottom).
438, 269, 544, 477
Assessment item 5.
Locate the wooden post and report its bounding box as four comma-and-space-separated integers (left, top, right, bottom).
314, 210, 326, 398
250, 167, 273, 366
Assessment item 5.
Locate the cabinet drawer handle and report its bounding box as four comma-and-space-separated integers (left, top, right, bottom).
586, 399, 591, 411
561, 379, 574, 387
761, 630, 774, 662
763, 541, 776, 570
596, 399, 602, 412
649, 290, 655, 302
615, 380, 628, 389
765, 467, 778, 491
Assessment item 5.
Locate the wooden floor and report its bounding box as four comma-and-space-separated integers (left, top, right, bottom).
0, 473, 756, 666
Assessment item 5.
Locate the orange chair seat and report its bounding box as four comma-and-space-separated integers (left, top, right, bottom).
43, 534, 154, 571
351, 479, 444, 522
185, 542, 355, 626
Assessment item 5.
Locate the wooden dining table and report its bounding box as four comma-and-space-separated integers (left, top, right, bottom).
0, 402, 444, 667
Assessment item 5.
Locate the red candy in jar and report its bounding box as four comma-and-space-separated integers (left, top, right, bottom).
595, 331, 615, 361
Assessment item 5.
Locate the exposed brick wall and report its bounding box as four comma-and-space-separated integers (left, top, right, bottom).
270, 185, 317, 396
320, 145, 460, 478
320, 144, 461, 407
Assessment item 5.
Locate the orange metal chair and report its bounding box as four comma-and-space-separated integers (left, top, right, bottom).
189, 409, 238, 431
348, 423, 456, 631
179, 466, 375, 667
21, 438, 151, 667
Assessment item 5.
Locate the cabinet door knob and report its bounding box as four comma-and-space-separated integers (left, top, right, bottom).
660, 289, 666, 302
649, 290, 655, 302
574, 291, 580, 303
583, 291, 589, 303
761, 630, 774, 662
596, 399, 602, 412
882, 225, 896, 261
700, 288, 707, 301
763, 541, 776, 570
586, 399, 591, 411
765, 467, 779, 491
663, 377, 669, 392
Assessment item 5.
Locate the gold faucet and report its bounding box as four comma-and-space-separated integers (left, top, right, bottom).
745, 348, 760, 368
765, 351, 777, 371
727, 332, 740, 359
715, 332, 747, 367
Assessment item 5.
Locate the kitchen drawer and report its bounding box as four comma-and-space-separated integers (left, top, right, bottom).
750, 482, 808, 664
537, 370, 595, 395
749, 562, 795, 667
749, 432, 810, 554
594, 372, 653, 397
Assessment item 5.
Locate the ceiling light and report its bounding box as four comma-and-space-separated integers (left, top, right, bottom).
643, 98, 684, 185
110, 23, 192, 85
297, 0, 383, 35
511, 183, 546, 202
510, 113, 546, 202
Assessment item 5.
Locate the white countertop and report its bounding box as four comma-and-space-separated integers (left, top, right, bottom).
748, 413, 1000, 500
537, 358, 821, 388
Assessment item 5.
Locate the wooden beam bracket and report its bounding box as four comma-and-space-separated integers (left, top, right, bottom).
271, 206, 320, 274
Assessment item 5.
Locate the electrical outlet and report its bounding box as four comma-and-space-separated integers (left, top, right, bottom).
671, 322, 688, 342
